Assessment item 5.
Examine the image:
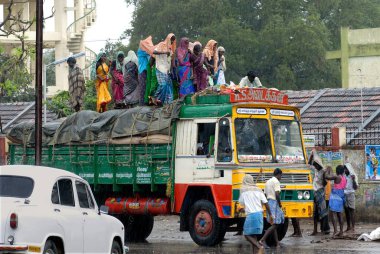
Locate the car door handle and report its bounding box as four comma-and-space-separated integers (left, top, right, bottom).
54, 208, 60, 212
83, 212, 88, 215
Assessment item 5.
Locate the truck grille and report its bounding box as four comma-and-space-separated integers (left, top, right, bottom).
249, 173, 310, 184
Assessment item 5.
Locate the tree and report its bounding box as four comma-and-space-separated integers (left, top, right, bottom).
0, 0, 55, 102
124, 0, 380, 90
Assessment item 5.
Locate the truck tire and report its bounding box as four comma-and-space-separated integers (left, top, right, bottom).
123, 214, 154, 242
262, 218, 289, 247
188, 199, 226, 246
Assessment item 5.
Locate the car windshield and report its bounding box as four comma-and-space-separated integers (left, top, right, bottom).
235, 118, 272, 163
0, 175, 34, 198
272, 119, 305, 163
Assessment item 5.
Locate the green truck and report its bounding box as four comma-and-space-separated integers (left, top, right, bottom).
7, 88, 314, 246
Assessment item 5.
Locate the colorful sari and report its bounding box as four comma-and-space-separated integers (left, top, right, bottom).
155, 69, 173, 104
144, 62, 158, 104
191, 53, 208, 91
95, 62, 111, 112
177, 53, 195, 97
110, 52, 125, 106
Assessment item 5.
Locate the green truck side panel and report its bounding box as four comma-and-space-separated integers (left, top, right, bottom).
180, 104, 232, 118
9, 144, 173, 192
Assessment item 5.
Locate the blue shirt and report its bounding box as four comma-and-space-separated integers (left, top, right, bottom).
137, 48, 150, 74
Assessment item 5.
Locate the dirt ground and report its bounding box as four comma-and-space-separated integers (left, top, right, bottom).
128, 215, 380, 254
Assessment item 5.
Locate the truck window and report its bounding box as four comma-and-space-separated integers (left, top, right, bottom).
217, 118, 232, 162
196, 123, 216, 156
235, 118, 272, 163
272, 119, 305, 163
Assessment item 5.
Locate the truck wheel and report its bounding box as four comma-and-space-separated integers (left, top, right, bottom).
188, 199, 226, 246
124, 214, 154, 242
262, 218, 289, 247
43, 240, 58, 254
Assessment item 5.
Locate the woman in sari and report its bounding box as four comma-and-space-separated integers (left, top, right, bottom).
93, 52, 111, 113
190, 44, 208, 92
110, 51, 125, 109
176, 37, 195, 97
203, 39, 218, 84
138, 36, 155, 105
123, 50, 140, 108
145, 57, 159, 105
215, 46, 226, 85
152, 33, 176, 105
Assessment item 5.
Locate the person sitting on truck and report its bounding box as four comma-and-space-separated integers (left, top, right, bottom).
238, 174, 274, 253
260, 168, 284, 248
239, 71, 263, 88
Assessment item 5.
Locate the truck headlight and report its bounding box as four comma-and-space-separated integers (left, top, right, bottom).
303, 191, 310, 200
297, 191, 303, 200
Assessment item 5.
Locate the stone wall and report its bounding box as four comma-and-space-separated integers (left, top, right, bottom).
313, 147, 380, 222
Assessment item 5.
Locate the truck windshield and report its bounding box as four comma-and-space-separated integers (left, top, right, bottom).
235, 118, 272, 163
272, 119, 305, 163
0, 176, 34, 198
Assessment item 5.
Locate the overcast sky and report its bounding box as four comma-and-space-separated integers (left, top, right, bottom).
43, 0, 133, 52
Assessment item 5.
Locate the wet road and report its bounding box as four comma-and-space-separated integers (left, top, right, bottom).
128, 216, 380, 254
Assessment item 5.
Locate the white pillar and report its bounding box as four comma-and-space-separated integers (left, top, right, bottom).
51, 0, 69, 95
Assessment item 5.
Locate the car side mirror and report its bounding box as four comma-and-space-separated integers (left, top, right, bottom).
99, 205, 109, 215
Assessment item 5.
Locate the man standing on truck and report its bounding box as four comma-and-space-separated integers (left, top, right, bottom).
260, 168, 284, 247
67, 57, 85, 112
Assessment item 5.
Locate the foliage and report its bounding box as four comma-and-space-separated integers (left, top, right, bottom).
123, 0, 380, 90
0, 48, 34, 102
43, 49, 56, 87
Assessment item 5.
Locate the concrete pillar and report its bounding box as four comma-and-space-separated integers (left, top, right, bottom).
29, 0, 36, 31
51, 0, 69, 95
76, 0, 86, 69
331, 127, 346, 148
0, 136, 7, 165
341, 27, 349, 89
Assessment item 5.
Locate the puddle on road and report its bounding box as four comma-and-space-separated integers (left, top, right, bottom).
128, 241, 375, 254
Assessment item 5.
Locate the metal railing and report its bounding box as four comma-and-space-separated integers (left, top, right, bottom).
303, 127, 332, 146
66, 0, 97, 35
346, 126, 380, 146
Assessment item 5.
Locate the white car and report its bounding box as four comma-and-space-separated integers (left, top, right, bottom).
0, 165, 125, 254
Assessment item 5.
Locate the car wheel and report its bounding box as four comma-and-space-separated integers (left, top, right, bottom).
110, 240, 122, 254
43, 240, 58, 254
188, 199, 226, 246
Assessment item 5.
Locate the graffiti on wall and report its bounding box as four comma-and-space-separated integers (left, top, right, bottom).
365, 145, 380, 180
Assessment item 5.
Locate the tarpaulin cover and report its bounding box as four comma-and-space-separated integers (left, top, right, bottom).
7, 101, 181, 146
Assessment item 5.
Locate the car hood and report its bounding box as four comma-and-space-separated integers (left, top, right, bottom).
0, 197, 26, 244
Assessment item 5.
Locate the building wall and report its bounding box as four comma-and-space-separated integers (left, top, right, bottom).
348, 28, 380, 89
314, 148, 380, 222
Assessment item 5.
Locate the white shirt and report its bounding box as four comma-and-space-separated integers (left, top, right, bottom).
239, 190, 268, 214
239, 76, 263, 88
344, 175, 355, 194
264, 176, 281, 200
154, 48, 172, 74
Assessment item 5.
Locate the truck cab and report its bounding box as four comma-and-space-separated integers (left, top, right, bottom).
174, 88, 313, 246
